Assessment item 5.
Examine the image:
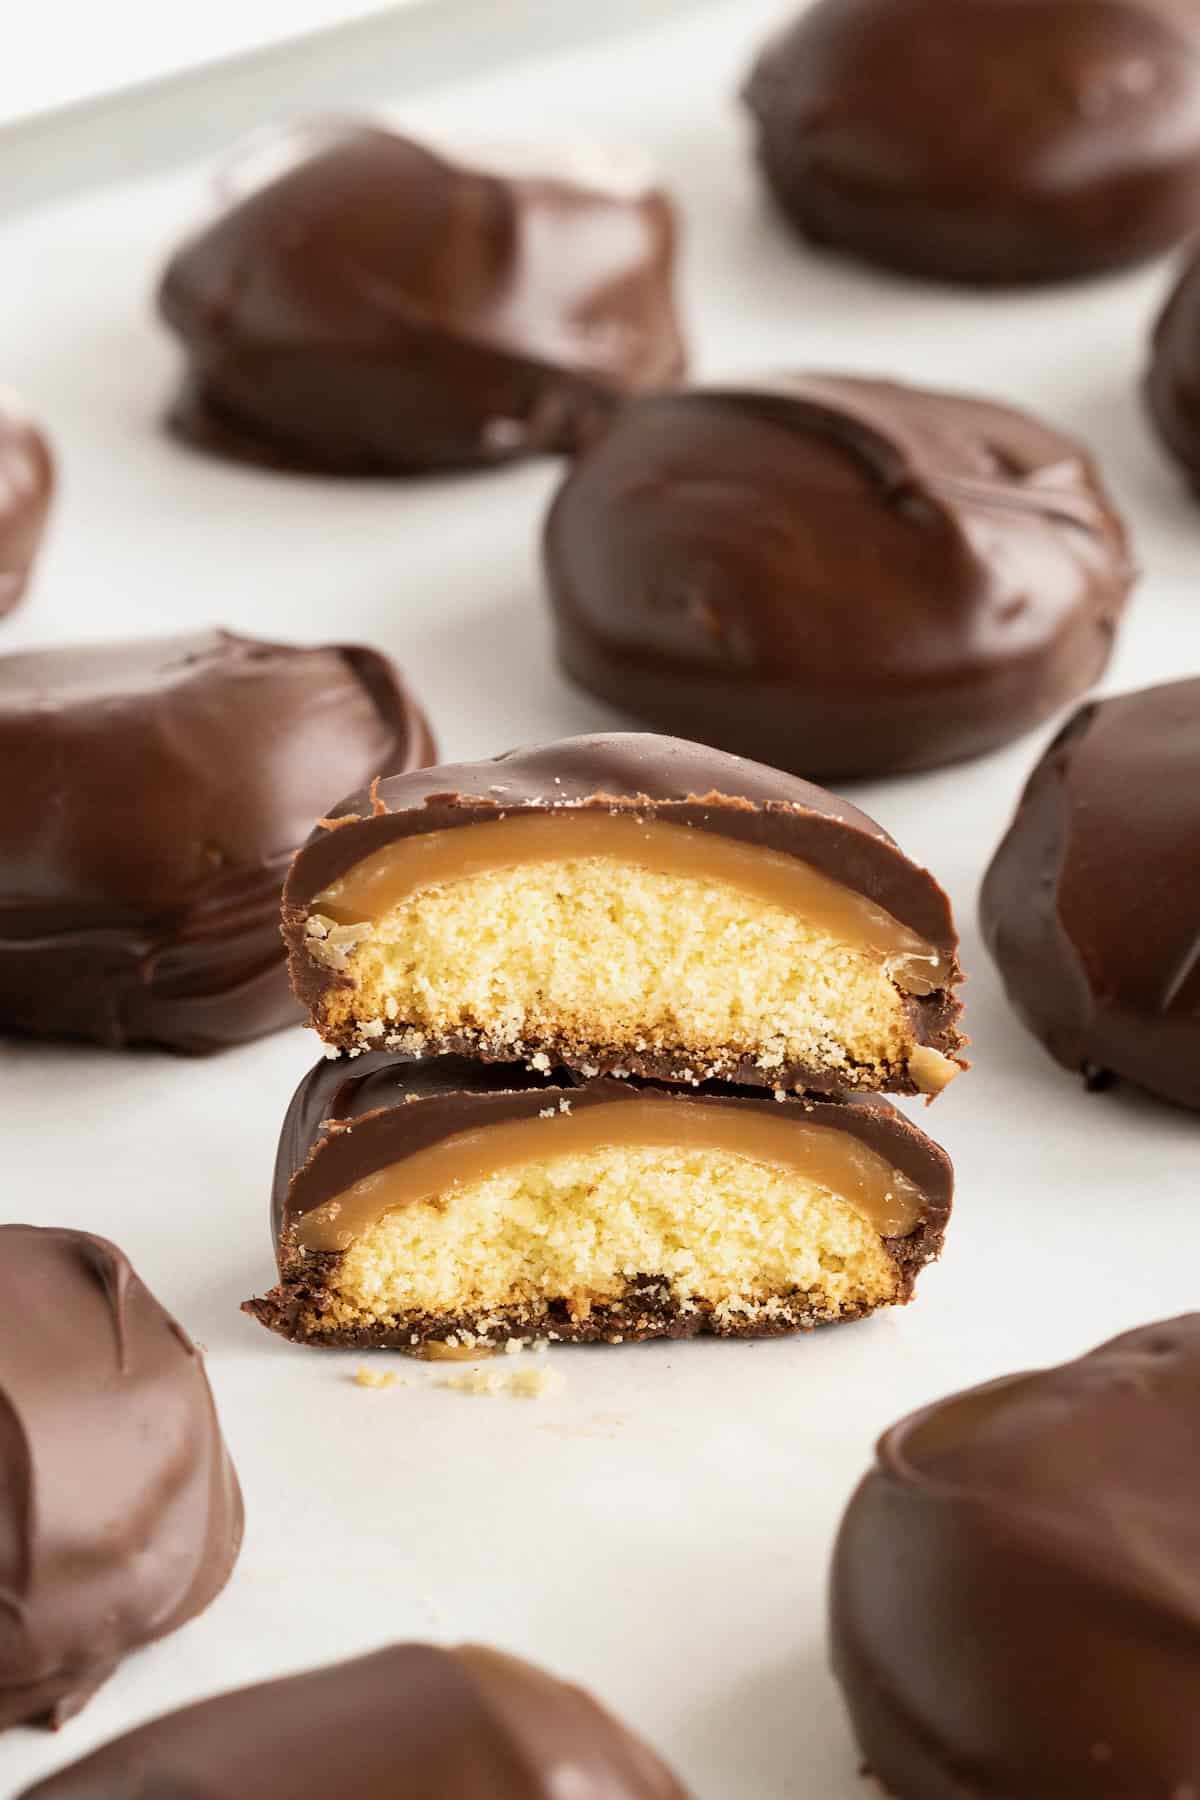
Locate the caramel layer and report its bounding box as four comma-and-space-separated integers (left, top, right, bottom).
310, 813, 947, 995
295, 1098, 927, 1252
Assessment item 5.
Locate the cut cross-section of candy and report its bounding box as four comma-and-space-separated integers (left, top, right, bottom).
284, 734, 965, 1098
244, 1053, 953, 1351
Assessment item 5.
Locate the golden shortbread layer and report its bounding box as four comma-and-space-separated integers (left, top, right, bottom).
313, 859, 916, 1080
312, 1144, 903, 1334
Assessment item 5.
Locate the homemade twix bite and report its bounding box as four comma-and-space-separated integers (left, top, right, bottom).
1, 1226, 242, 1730
832, 1315, 1200, 1798
745, 0, 1200, 285
544, 377, 1131, 779
285, 735, 964, 1097
0, 629, 433, 1052
159, 124, 685, 474
19, 1642, 691, 1798
982, 677, 1200, 1109
246, 1053, 952, 1350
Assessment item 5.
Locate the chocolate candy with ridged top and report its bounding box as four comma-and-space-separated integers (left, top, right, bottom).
243, 1052, 953, 1351
745, 0, 1200, 285
283, 733, 965, 1097
0, 629, 434, 1052
18, 1641, 692, 1798
544, 377, 1131, 780
981, 676, 1200, 1110
159, 124, 686, 474
0, 1224, 242, 1731
0, 392, 52, 619
832, 1314, 1200, 1798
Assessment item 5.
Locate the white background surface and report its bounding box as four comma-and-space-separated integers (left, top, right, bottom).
2, 1, 1199, 1794
0, 1, 409, 125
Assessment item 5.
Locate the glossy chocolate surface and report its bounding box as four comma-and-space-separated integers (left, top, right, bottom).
544, 377, 1132, 780
0, 394, 53, 619
745, 0, 1200, 285
19, 1641, 692, 1798
1146, 238, 1200, 493
0, 629, 433, 1053
832, 1314, 1200, 1798
283, 732, 964, 1086
159, 124, 685, 473
0, 1225, 242, 1732
981, 677, 1200, 1109
245, 1051, 953, 1345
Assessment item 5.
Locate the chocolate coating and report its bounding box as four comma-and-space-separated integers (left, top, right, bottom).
745, 0, 1200, 286
19, 1641, 691, 1798
0, 629, 434, 1053
159, 125, 686, 474
1146, 238, 1200, 494
0, 1225, 242, 1732
0, 394, 53, 619
544, 379, 1131, 780
283, 732, 964, 1089
981, 677, 1200, 1109
832, 1314, 1200, 1798
245, 1051, 953, 1347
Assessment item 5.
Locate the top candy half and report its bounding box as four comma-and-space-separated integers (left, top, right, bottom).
283, 734, 964, 1098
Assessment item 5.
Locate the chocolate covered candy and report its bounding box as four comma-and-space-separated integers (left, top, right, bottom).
1146, 238, 1200, 494
0, 393, 53, 619
544, 376, 1131, 780
744, 0, 1200, 285
981, 677, 1200, 1110
245, 1052, 952, 1351
0, 1225, 242, 1731
832, 1315, 1200, 1798
19, 1642, 690, 1798
0, 629, 433, 1053
284, 734, 964, 1097
159, 125, 686, 474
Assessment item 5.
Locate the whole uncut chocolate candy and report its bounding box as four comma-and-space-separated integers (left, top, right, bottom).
245, 1051, 952, 1351
981, 677, 1200, 1109
0, 1225, 242, 1731
544, 377, 1131, 780
19, 1643, 690, 1797
832, 1314, 1200, 1798
0, 392, 53, 619
159, 124, 686, 474
1146, 239, 1200, 493
0, 629, 433, 1053
744, 0, 1200, 285
284, 734, 965, 1097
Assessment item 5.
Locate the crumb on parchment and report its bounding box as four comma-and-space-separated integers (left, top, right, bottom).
447, 1365, 566, 1400
351, 1356, 561, 1398
353, 1365, 407, 1390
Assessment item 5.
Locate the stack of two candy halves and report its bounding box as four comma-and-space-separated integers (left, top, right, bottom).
246, 734, 964, 1355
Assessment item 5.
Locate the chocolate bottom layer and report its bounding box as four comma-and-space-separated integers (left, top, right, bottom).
246, 1238, 934, 1352
325, 1011, 963, 1099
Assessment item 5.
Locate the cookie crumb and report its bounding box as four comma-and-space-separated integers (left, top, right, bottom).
354, 1365, 405, 1390
447, 1367, 511, 1396
446, 1364, 565, 1399
512, 1367, 566, 1399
